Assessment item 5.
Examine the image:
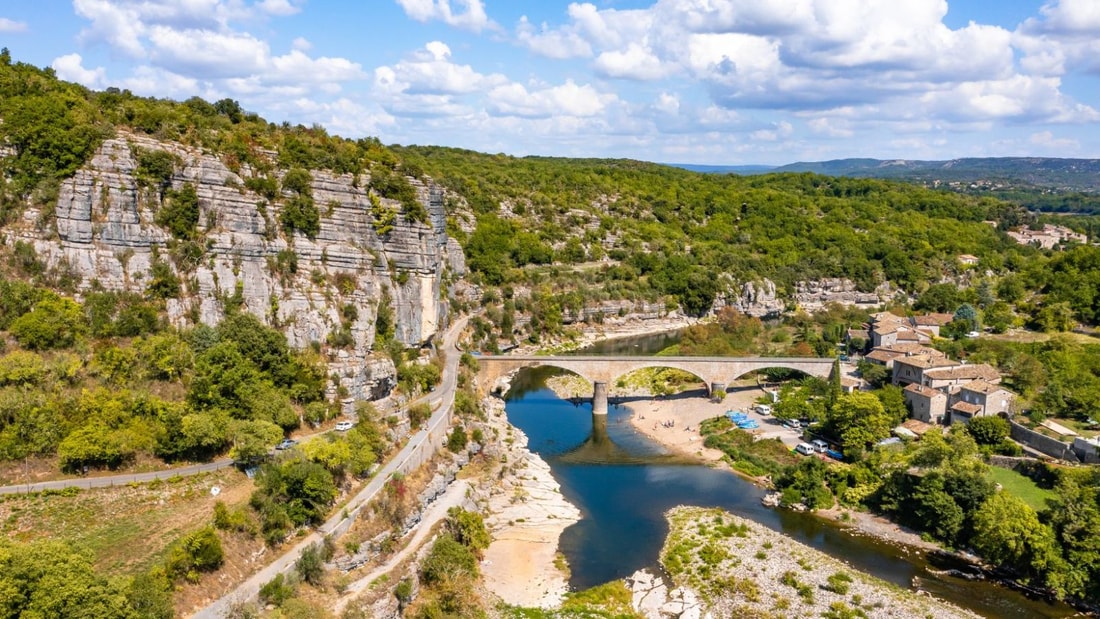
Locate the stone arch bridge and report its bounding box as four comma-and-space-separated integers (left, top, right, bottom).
476, 355, 836, 414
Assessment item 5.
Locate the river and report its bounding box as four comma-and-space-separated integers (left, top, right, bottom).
501, 330, 1074, 619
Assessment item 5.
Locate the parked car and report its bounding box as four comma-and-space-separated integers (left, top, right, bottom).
754, 404, 772, 415
811, 439, 829, 452
335, 421, 354, 431
782, 419, 801, 430
795, 442, 816, 456
275, 438, 298, 450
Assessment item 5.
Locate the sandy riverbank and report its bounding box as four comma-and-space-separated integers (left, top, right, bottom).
478, 394, 581, 608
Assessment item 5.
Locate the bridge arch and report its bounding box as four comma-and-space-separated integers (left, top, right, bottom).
476, 355, 835, 416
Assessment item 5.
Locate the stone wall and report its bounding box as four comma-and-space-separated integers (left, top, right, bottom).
1009, 421, 1079, 462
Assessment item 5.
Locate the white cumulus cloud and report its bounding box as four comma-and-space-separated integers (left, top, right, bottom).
394, 0, 494, 33
0, 17, 27, 32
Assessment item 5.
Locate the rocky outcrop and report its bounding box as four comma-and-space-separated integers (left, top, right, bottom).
793, 278, 893, 311
11, 133, 463, 402
721, 279, 785, 317
718, 278, 894, 317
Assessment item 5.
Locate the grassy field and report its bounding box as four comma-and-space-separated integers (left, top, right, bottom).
987, 466, 1056, 512
0, 468, 253, 576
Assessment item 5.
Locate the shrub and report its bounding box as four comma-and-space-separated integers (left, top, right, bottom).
407, 403, 430, 430
444, 507, 490, 553
419, 534, 477, 585
259, 572, 297, 606
823, 571, 852, 595
446, 426, 468, 453
156, 182, 201, 240
295, 542, 327, 586
164, 526, 224, 583
9, 296, 87, 350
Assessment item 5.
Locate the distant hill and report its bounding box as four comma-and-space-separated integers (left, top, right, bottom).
770, 157, 1100, 193
667, 163, 776, 174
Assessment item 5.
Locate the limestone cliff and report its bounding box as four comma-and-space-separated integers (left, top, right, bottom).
8, 133, 464, 402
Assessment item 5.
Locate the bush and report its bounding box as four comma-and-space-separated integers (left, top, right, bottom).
446, 426, 467, 453
259, 572, 297, 606
9, 296, 87, 350
966, 416, 1010, 446
408, 403, 430, 430
419, 534, 478, 585
164, 526, 224, 583
295, 542, 327, 586
823, 571, 852, 595
444, 507, 490, 553
156, 182, 201, 239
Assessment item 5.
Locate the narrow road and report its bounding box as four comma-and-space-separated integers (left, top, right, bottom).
191, 316, 468, 618
0, 459, 234, 495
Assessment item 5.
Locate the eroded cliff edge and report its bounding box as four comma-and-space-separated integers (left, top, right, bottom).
8, 133, 465, 403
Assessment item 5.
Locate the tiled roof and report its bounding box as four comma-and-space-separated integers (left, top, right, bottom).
923, 364, 1002, 383
912, 313, 954, 326
867, 349, 904, 362
904, 383, 943, 398
960, 379, 1010, 395
901, 419, 936, 435
894, 355, 961, 370
951, 401, 983, 415
881, 343, 942, 356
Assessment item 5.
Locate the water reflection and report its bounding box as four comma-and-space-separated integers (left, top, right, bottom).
505, 369, 1074, 619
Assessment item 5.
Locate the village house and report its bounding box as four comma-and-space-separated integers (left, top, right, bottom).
958, 254, 980, 266
867, 311, 946, 347
922, 363, 1002, 390
910, 313, 954, 337
864, 343, 944, 369
904, 383, 948, 424
948, 401, 985, 425
1007, 224, 1088, 250
892, 354, 963, 387
951, 380, 1015, 419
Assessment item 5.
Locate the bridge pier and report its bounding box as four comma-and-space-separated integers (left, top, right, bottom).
710, 382, 726, 396
592, 381, 609, 415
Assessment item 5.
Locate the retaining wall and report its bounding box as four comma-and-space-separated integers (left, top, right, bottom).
1009, 421, 1079, 462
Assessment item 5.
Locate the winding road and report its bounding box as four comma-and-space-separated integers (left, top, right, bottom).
190, 316, 467, 618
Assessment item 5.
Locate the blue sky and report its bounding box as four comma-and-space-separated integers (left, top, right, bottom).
2, 0, 1098, 165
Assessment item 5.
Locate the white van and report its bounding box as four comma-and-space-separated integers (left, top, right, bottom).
811, 439, 829, 453
754, 404, 772, 415
795, 442, 816, 456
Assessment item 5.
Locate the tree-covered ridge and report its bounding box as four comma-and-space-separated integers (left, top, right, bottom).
398, 145, 1095, 329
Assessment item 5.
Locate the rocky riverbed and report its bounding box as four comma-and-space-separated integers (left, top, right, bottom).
657, 506, 980, 619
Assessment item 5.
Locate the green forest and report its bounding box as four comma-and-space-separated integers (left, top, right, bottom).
3, 50, 1100, 616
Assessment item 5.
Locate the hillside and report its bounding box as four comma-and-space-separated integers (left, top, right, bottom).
773, 157, 1100, 191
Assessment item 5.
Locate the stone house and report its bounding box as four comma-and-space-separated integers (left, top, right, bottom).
922, 363, 1001, 390
892, 355, 963, 387
904, 383, 948, 424
951, 380, 1015, 418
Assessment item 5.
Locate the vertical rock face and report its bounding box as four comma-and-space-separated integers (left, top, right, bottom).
11, 134, 464, 400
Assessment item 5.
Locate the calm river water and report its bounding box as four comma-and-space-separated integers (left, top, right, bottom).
501, 331, 1074, 619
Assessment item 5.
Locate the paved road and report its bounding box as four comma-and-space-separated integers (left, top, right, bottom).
191, 316, 468, 618
0, 459, 235, 496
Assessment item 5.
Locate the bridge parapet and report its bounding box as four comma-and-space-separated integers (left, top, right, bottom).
476, 355, 836, 414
